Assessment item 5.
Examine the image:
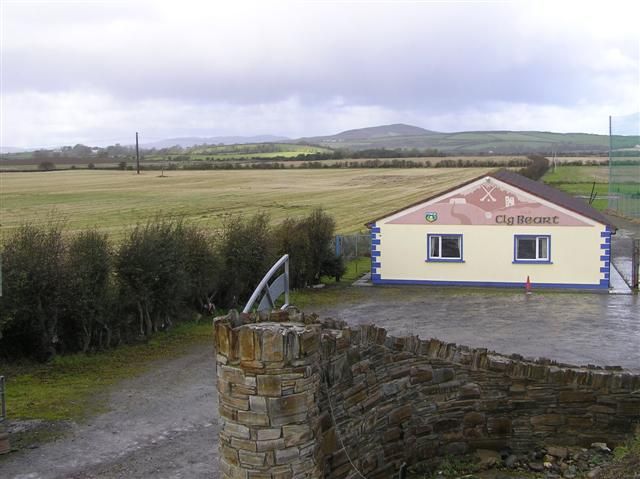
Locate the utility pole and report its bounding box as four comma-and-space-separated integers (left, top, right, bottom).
136, 132, 140, 174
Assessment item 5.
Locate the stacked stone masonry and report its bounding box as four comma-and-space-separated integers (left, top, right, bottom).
214, 310, 640, 479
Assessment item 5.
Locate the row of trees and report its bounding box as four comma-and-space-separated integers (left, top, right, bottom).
147, 157, 535, 171
518, 154, 550, 180
0, 210, 343, 361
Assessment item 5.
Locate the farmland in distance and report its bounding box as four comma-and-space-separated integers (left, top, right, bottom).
0, 168, 491, 240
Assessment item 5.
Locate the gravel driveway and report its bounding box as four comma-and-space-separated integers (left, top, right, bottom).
0, 343, 219, 479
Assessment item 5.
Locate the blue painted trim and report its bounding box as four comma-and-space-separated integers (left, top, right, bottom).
371, 239, 380, 245
371, 227, 381, 233
372, 244, 378, 251
599, 229, 611, 287
371, 277, 608, 290
605, 225, 612, 232
372, 250, 381, 257
372, 262, 381, 268
371, 268, 378, 274
426, 233, 463, 262
513, 234, 551, 263
372, 273, 381, 281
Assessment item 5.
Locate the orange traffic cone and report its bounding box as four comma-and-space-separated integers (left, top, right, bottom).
525, 276, 532, 294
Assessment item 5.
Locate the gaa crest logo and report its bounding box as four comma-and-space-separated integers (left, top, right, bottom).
425, 212, 438, 223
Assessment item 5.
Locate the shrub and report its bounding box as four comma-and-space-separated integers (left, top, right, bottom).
116, 219, 191, 337
274, 208, 341, 288
0, 222, 68, 360
37, 161, 56, 171
216, 214, 275, 309
61, 230, 113, 352
181, 226, 219, 311
520, 155, 550, 180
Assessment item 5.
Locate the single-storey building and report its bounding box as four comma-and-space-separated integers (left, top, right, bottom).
367, 170, 616, 290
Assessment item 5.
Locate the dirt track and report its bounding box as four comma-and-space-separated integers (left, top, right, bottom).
0, 343, 219, 479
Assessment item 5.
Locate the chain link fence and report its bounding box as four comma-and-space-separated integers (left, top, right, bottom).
334, 234, 371, 277
612, 234, 640, 291
609, 112, 640, 219
334, 234, 371, 260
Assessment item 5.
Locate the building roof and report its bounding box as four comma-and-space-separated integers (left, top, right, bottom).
366, 169, 616, 230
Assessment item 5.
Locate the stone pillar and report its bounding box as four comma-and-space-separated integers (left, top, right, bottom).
215, 311, 323, 479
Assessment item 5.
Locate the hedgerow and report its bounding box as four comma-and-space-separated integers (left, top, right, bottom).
0, 209, 340, 361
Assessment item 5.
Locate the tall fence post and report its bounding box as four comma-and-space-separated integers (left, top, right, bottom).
633, 240, 639, 291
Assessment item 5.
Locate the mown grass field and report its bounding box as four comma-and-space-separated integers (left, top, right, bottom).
0, 168, 492, 240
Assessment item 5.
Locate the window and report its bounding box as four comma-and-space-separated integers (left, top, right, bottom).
427, 234, 463, 262
514, 235, 551, 263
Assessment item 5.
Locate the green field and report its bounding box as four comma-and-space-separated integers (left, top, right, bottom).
543, 164, 640, 212
145, 143, 333, 162
311, 131, 638, 154
0, 168, 491, 240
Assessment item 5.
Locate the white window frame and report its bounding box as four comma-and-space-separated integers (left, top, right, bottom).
514, 235, 551, 263
427, 234, 463, 262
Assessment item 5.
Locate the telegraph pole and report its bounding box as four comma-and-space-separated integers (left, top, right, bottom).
135, 132, 140, 174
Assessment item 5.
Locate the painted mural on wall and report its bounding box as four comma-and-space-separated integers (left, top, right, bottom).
388, 177, 592, 226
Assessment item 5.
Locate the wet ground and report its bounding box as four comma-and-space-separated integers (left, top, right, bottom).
314, 286, 639, 373
0, 344, 219, 479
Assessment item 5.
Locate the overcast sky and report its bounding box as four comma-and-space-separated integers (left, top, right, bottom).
1, 0, 639, 147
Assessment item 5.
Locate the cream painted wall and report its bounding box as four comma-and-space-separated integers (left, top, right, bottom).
377, 223, 604, 285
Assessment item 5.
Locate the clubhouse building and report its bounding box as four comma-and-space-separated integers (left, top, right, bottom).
368, 170, 615, 290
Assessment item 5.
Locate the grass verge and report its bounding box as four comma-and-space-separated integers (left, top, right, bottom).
1, 320, 213, 422
290, 256, 371, 310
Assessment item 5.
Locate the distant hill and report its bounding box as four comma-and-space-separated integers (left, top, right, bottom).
300, 123, 437, 143
298, 125, 637, 154
142, 135, 289, 149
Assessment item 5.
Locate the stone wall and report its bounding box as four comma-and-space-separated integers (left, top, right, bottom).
214, 310, 640, 479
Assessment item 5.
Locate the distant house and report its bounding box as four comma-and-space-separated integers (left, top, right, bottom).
367, 170, 615, 290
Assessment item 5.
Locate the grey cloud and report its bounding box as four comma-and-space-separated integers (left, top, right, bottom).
1, 0, 638, 145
